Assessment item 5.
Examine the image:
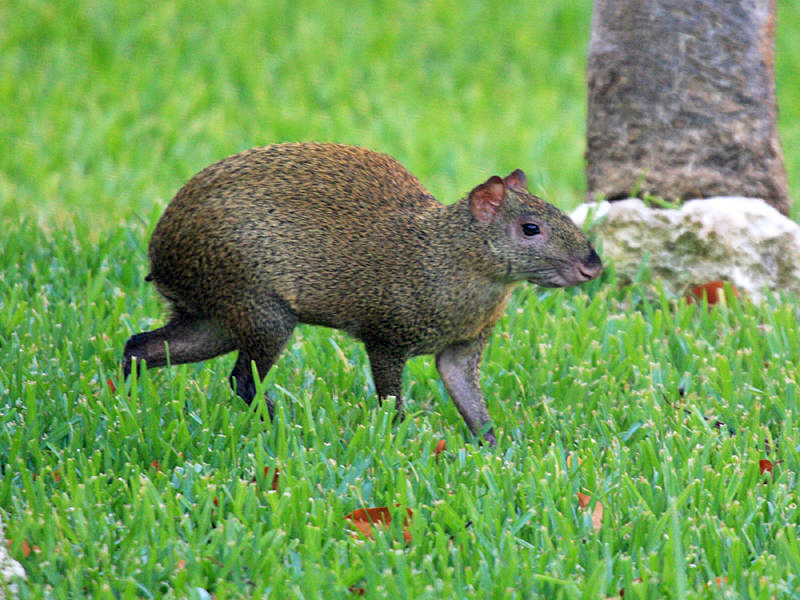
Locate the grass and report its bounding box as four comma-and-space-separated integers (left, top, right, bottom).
2, 1, 800, 598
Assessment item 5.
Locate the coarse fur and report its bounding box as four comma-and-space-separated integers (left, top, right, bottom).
123, 143, 602, 445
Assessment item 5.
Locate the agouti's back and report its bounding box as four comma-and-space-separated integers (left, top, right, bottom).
149, 144, 445, 335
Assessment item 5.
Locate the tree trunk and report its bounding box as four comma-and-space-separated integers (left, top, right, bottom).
586, 0, 790, 215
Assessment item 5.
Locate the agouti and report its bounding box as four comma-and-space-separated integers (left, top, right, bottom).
123, 143, 602, 445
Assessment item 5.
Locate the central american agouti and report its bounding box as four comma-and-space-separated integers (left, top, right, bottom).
123, 143, 602, 445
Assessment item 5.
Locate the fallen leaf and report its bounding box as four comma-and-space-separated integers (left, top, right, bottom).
345, 506, 413, 543
592, 501, 603, 533
619, 577, 644, 597
348, 585, 366, 596
759, 459, 773, 474
266, 466, 280, 491
434, 440, 446, 463
566, 454, 582, 469
685, 281, 740, 306
577, 493, 602, 533
707, 576, 728, 588
6, 539, 37, 558
251, 466, 280, 491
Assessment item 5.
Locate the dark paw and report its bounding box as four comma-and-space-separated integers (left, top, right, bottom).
229, 374, 257, 405
122, 353, 143, 380
122, 334, 147, 380
479, 427, 497, 447
229, 375, 275, 421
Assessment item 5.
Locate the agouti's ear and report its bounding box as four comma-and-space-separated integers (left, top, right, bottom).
469, 176, 506, 224
503, 169, 527, 190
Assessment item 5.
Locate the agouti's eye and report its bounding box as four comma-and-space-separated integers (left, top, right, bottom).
521, 223, 541, 237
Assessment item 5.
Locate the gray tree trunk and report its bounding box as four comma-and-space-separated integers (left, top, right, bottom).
586, 0, 790, 215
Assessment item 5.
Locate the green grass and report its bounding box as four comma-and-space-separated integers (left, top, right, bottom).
2, 1, 800, 598
1, 0, 596, 231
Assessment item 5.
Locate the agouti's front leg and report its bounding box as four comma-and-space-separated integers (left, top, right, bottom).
365, 342, 407, 419
435, 332, 496, 446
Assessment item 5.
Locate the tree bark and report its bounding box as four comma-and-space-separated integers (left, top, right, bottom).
586, 0, 790, 215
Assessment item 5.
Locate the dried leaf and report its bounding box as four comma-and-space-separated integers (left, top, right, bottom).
592, 501, 603, 533
706, 576, 728, 588
266, 466, 280, 491
345, 506, 413, 543
106, 378, 116, 393
577, 493, 603, 532
685, 281, 740, 306
252, 466, 280, 490
348, 585, 366, 596
434, 440, 446, 463
566, 454, 582, 469
619, 577, 644, 597
6, 539, 37, 558
759, 459, 773, 474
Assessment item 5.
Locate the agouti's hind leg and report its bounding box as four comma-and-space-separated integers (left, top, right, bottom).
123, 315, 236, 378
365, 342, 408, 419
228, 302, 298, 419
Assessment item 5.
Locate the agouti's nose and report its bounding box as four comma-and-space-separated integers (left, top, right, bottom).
578, 249, 603, 280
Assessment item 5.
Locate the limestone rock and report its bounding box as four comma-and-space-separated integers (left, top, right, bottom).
0, 516, 25, 600
570, 198, 800, 302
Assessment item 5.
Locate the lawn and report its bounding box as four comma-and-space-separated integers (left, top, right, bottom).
2, 1, 800, 598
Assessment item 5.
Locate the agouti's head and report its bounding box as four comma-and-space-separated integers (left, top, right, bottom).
468, 170, 602, 287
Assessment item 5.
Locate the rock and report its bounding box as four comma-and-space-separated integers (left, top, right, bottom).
570, 198, 800, 303
0, 516, 25, 600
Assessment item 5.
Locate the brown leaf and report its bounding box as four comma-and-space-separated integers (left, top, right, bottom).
150, 460, 161, 472
345, 506, 413, 543
619, 577, 644, 597
106, 378, 116, 393
566, 454, 582, 469
685, 281, 740, 306
6, 539, 37, 558
706, 576, 728, 588
266, 466, 280, 491
348, 585, 366, 596
759, 459, 773, 474
252, 466, 280, 491
592, 501, 604, 533
577, 493, 603, 532
434, 440, 446, 463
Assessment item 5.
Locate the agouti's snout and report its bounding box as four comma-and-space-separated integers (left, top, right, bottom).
572, 249, 603, 284
122, 143, 602, 444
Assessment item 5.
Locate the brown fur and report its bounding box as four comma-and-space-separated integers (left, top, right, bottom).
123, 143, 602, 445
